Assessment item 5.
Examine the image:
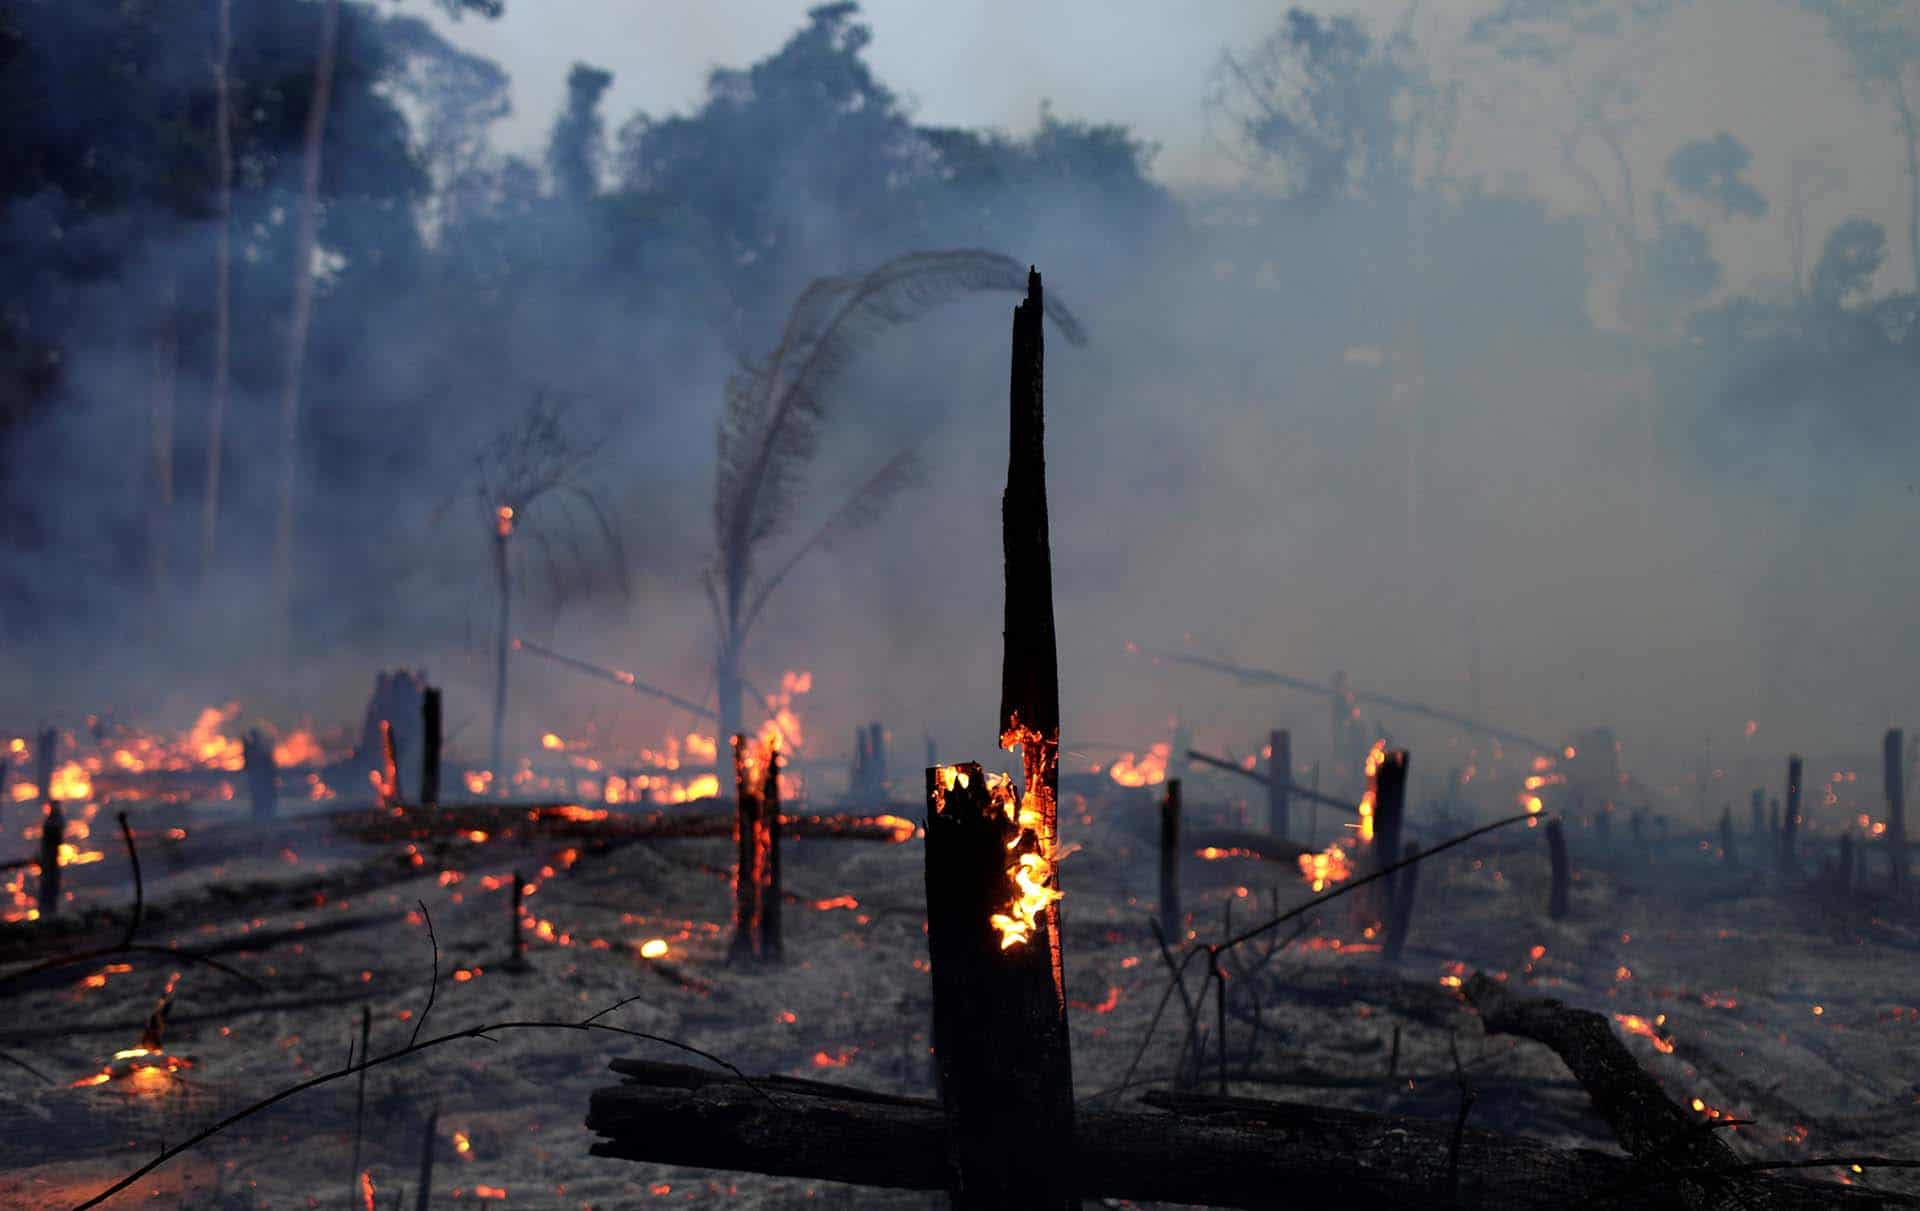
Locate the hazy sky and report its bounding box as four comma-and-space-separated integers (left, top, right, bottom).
419, 0, 1912, 296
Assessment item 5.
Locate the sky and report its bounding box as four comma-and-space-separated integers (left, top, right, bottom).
420, 0, 1912, 296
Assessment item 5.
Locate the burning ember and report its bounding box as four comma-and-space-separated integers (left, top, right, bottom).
932, 763, 1064, 952
1355, 740, 1388, 842
1297, 841, 1354, 892
1614, 1012, 1676, 1054
1106, 741, 1168, 787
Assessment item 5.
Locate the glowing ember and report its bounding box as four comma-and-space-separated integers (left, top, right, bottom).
1614, 1013, 1676, 1054
637, 938, 669, 959
1297, 842, 1354, 892
984, 759, 1063, 952
1354, 740, 1388, 842
1107, 742, 1169, 787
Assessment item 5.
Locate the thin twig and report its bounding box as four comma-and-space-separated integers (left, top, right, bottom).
408, 901, 437, 1050
116, 813, 142, 949
72, 999, 764, 1210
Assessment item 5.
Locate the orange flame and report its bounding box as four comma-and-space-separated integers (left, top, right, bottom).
1107, 742, 1168, 787
1297, 842, 1354, 892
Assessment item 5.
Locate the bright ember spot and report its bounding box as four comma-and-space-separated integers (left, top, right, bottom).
1297, 842, 1353, 892
1614, 1013, 1675, 1054
1107, 742, 1168, 787
637, 938, 668, 959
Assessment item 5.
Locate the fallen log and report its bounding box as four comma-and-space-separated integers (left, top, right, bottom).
585, 1059, 1908, 1209
1186, 828, 1311, 865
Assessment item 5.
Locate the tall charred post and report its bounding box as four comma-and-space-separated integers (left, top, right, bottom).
33, 727, 54, 808
1885, 729, 1907, 894
1782, 756, 1802, 876
1268, 729, 1291, 838
421, 687, 442, 807
728, 735, 764, 963
1159, 779, 1181, 940
37, 801, 63, 917
1384, 841, 1421, 961
868, 723, 889, 799
379, 719, 401, 808
763, 743, 784, 963
1750, 788, 1764, 837
1370, 750, 1409, 926
1546, 818, 1570, 920
925, 763, 1076, 1210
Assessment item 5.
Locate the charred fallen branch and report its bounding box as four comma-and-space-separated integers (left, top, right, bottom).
585, 1059, 1908, 1209
326, 802, 915, 847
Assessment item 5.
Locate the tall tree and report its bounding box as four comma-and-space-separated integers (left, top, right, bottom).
201, 0, 233, 582
1801, 1, 1920, 291
548, 62, 613, 203
271, 0, 341, 672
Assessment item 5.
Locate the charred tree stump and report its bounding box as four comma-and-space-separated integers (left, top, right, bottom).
37, 803, 63, 918
420, 687, 442, 807
503, 870, 530, 973
1384, 841, 1420, 961
1268, 729, 1291, 838
32, 728, 54, 807
242, 729, 277, 820
925, 763, 1076, 1209
1546, 818, 1570, 920
1782, 756, 1802, 877
727, 735, 764, 964
1159, 780, 1181, 939
763, 745, 783, 964
1885, 729, 1907, 895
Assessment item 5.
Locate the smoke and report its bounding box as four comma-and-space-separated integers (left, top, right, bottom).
3, 0, 1916, 816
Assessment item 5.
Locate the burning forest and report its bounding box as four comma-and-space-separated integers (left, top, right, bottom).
6, 1, 1920, 1207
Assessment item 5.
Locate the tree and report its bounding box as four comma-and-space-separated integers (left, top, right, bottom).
1811, 216, 1887, 308
1665, 132, 1767, 220
548, 62, 613, 203
706, 250, 1085, 749
1801, 1, 1920, 291
1208, 9, 1429, 209
469, 391, 627, 778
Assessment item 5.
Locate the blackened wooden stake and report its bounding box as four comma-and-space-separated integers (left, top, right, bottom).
728, 735, 763, 964
1159, 780, 1181, 939
763, 743, 783, 963
503, 870, 530, 972
1384, 841, 1421, 961
1545, 818, 1570, 920
1782, 756, 1802, 877
33, 727, 54, 808
1268, 729, 1291, 838
37, 802, 63, 918
1371, 750, 1409, 926
379, 720, 401, 808
1885, 729, 1907, 894
421, 687, 442, 807
925, 763, 1076, 1209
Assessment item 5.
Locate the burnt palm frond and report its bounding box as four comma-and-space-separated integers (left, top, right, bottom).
713, 250, 1086, 613
742, 448, 920, 635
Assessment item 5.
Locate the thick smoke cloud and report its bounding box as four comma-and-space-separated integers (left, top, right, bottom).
2, 0, 1916, 815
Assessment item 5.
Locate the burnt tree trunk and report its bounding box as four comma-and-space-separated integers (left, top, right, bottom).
727, 736, 763, 964
1885, 728, 1907, 895
420, 688, 442, 808
1782, 756, 1802, 877
1268, 729, 1291, 838
925, 763, 1075, 1209
1159, 780, 1181, 939
763, 745, 783, 963
1546, 818, 1570, 920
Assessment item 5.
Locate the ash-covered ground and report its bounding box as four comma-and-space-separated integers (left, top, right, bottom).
4, 779, 1918, 1208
